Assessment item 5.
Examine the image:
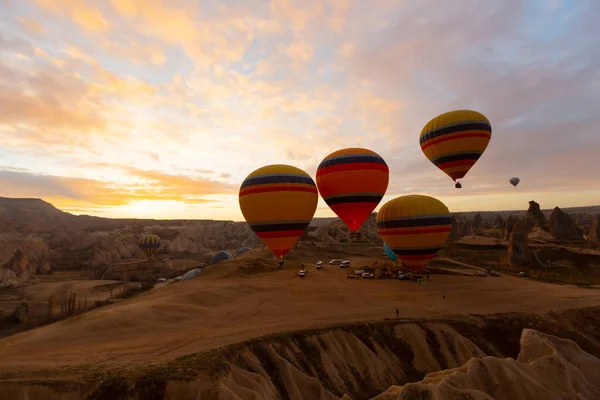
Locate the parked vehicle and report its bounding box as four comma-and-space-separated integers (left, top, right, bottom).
488, 271, 500, 277
316, 261, 323, 269
475, 271, 487, 277
298, 270, 306, 277
340, 260, 351, 268
398, 273, 410, 280
518, 271, 528, 277
361, 272, 374, 279
329, 259, 342, 265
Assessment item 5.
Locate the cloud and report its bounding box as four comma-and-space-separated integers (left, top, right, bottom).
1, 0, 599, 219
32, 0, 109, 31
101, 40, 167, 65
0, 168, 237, 210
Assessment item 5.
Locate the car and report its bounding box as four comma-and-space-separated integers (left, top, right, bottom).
316, 261, 323, 269
340, 260, 351, 268
488, 271, 500, 277
475, 271, 487, 277
298, 270, 306, 277
329, 259, 342, 265
361, 272, 374, 279
518, 271, 528, 277
398, 273, 410, 280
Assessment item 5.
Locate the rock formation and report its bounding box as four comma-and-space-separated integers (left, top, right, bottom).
492, 214, 505, 229
508, 218, 529, 268
308, 213, 381, 244
504, 215, 519, 240
2, 249, 37, 282
373, 329, 600, 400
548, 207, 583, 240
589, 215, 600, 242
523, 201, 549, 233
471, 213, 484, 228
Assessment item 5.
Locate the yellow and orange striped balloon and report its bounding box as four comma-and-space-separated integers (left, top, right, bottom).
316, 148, 389, 232
376, 195, 451, 273
420, 110, 492, 186
138, 234, 161, 260
239, 165, 318, 259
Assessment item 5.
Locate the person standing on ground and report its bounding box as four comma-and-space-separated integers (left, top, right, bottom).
396, 308, 399, 318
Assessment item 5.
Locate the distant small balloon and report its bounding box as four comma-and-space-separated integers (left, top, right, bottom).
509, 177, 520, 187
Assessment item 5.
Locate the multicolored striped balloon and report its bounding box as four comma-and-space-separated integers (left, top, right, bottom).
376, 195, 451, 273
419, 110, 492, 187
316, 148, 389, 232
239, 165, 318, 259
138, 234, 161, 260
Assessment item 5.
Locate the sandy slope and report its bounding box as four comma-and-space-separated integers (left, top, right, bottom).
1, 254, 600, 372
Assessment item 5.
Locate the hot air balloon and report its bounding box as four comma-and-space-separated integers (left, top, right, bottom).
316, 148, 389, 237
235, 247, 252, 257
239, 164, 318, 260
509, 177, 520, 187
383, 242, 397, 262
211, 250, 233, 265
138, 234, 161, 261
376, 195, 452, 274
420, 110, 492, 189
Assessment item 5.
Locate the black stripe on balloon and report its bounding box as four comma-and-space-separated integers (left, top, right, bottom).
391, 248, 443, 256
241, 175, 315, 189
377, 216, 452, 229
138, 243, 161, 249
250, 222, 310, 232
431, 152, 481, 166
325, 195, 383, 206
318, 155, 387, 169
420, 122, 491, 144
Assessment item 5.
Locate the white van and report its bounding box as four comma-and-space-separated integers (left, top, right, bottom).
340, 260, 351, 268
316, 261, 323, 269
329, 259, 342, 265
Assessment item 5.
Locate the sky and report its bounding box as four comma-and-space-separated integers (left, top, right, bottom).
0, 0, 599, 221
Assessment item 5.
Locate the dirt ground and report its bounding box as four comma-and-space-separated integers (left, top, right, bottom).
1, 247, 600, 376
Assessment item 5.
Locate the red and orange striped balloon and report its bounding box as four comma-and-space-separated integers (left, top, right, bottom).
376, 195, 451, 273
316, 148, 389, 232
239, 165, 318, 259
420, 110, 492, 187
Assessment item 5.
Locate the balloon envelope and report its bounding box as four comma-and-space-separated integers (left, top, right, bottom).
420, 110, 492, 184
235, 247, 252, 257
138, 234, 161, 260
181, 268, 202, 281
211, 250, 233, 265
239, 164, 318, 259
509, 177, 520, 187
376, 195, 452, 273
383, 242, 397, 262
316, 148, 389, 232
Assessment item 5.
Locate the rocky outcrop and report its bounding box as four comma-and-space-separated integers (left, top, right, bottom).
508, 218, 529, 268
524, 201, 549, 233
2, 249, 37, 282
589, 215, 600, 242
504, 215, 519, 240
309, 214, 380, 244
471, 213, 484, 229
7, 308, 600, 400
373, 329, 600, 400
548, 207, 583, 240
492, 214, 505, 229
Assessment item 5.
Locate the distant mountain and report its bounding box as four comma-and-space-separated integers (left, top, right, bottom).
1, 197, 599, 233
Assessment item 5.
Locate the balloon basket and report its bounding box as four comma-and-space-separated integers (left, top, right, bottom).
349, 232, 361, 241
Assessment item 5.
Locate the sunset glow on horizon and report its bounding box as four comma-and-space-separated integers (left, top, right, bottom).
1, 0, 599, 221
